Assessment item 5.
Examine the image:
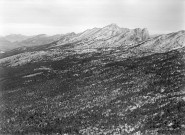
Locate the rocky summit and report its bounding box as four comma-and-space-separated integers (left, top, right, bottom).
0, 24, 185, 135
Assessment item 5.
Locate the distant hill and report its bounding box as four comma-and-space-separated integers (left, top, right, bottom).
0, 38, 18, 51
15, 34, 63, 47
0, 34, 65, 52
3, 34, 31, 42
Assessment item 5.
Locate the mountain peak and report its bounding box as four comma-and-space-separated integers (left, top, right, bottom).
35, 34, 47, 37
105, 23, 119, 29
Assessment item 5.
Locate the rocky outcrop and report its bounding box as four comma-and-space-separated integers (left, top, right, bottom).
142, 28, 150, 40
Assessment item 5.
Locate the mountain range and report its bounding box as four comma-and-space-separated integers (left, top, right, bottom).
0, 24, 185, 135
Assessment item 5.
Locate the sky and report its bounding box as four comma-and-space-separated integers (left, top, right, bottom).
0, 0, 185, 36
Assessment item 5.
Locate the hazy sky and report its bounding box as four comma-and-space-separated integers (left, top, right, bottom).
0, 0, 184, 36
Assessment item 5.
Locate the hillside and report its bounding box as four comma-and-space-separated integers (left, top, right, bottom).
0, 24, 185, 135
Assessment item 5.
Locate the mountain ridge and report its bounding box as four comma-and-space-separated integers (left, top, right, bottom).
0, 24, 185, 66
